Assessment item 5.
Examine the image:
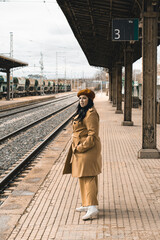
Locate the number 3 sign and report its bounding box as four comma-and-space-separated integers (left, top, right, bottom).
112, 19, 139, 41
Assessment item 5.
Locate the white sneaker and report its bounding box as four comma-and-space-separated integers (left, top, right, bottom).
76, 206, 88, 212
82, 205, 99, 220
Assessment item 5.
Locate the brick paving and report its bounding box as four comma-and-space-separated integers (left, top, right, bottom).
5, 94, 160, 239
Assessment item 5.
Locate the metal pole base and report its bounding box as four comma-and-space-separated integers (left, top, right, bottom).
121, 121, 133, 126
138, 148, 160, 159
115, 110, 123, 114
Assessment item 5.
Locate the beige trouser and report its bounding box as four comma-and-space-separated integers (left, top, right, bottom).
79, 176, 98, 206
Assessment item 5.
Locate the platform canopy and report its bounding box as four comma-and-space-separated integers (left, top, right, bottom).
0, 55, 28, 72
57, 0, 160, 70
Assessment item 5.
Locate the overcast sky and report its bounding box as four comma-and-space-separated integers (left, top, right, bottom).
0, 0, 99, 79
0, 0, 159, 79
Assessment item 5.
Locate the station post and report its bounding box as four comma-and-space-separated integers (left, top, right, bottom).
109, 69, 112, 102
6, 68, 10, 101
115, 62, 123, 114
122, 44, 133, 126
138, 0, 159, 158
112, 66, 116, 107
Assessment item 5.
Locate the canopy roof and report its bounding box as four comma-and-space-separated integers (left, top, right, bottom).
0, 55, 28, 72
57, 0, 160, 70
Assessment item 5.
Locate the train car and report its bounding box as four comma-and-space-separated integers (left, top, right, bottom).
43, 80, 49, 94
0, 76, 72, 98
52, 81, 55, 93
48, 81, 54, 93
54, 83, 58, 93
47, 79, 56, 94
48, 81, 51, 93
62, 83, 65, 92
36, 79, 44, 95
0, 82, 7, 99
58, 83, 62, 92
35, 79, 39, 95
58, 81, 66, 92
0, 75, 7, 99
67, 84, 71, 91
25, 78, 36, 95
13, 77, 26, 97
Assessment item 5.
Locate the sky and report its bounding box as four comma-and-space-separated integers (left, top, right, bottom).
0, 0, 159, 80
0, 0, 99, 79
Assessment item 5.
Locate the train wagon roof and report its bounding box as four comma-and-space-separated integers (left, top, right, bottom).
0, 55, 28, 72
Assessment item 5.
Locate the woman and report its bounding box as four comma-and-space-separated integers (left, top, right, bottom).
63, 88, 102, 220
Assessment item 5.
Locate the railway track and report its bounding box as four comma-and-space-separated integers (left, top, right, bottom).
0, 100, 77, 194
0, 93, 76, 118
0, 111, 74, 193
0, 95, 77, 139
0, 100, 76, 142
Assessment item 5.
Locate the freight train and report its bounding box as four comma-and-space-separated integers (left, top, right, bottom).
0, 76, 71, 99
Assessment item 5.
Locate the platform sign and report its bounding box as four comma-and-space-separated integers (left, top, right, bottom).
112, 19, 139, 41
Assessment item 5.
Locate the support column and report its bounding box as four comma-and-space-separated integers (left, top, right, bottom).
112, 67, 116, 107
6, 68, 10, 101
138, 0, 159, 158
122, 45, 133, 126
109, 70, 112, 102
115, 62, 123, 114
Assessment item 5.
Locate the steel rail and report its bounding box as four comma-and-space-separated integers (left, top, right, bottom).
0, 93, 76, 118
0, 100, 77, 143
0, 109, 75, 191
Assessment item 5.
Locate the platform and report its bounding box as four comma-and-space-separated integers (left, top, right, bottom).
0, 93, 160, 240
0, 92, 74, 111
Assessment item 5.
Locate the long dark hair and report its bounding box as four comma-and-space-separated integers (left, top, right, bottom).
74, 98, 94, 122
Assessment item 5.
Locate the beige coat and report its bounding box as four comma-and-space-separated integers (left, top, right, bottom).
63, 106, 102, 177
